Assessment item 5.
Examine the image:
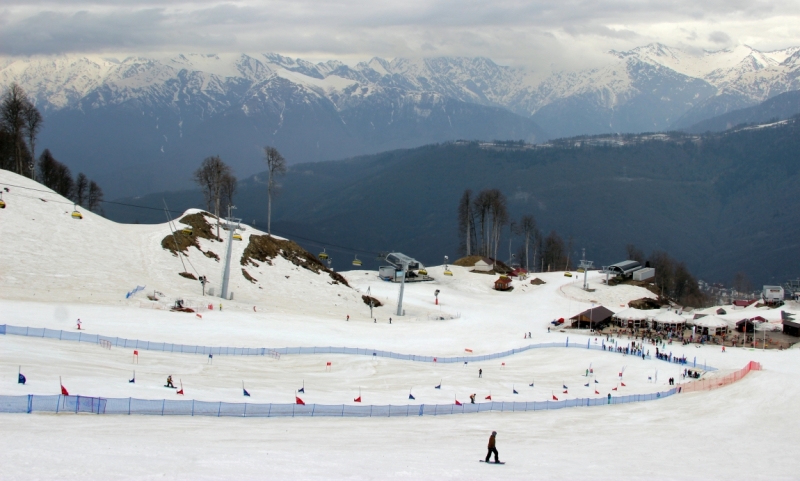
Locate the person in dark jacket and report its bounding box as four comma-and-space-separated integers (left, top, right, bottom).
485, 431, 500, 463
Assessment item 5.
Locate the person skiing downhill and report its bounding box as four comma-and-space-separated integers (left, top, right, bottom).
485, 431, 500, 463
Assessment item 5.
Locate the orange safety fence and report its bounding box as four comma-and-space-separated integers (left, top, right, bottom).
679, 361, 761, 394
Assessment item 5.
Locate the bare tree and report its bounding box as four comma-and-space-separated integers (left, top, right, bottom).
626, 244, 645, 264
221, 172, 238, 215
23, 101, 42, 179
263, 146, 287, 236
87, 180, 104, 213
38, 149, 73, 198
193, 155, 232, 236
518, 215, 537, 272
458, 189, 474, 256
1, 83, 30, 176
74, 173, 88, 206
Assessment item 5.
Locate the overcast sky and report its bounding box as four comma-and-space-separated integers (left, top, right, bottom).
1, 1, 798, 71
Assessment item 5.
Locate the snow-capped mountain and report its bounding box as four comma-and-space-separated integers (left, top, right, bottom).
1, 44, 798, 197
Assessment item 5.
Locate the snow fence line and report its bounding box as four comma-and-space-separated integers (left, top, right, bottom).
0, 390, 678, 417
0, 324, 717, 371
0, 362, 761, 417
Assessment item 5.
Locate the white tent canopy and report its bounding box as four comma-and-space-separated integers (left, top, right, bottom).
613, 308, 655, 321
652, 310, 686, 325
690, 316, 729, 329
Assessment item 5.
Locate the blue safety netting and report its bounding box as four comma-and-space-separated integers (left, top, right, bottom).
0, 389, 677, 417
0, 324, 714, 371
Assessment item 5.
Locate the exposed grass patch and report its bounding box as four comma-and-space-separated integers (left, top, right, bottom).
241, 234, 350, 287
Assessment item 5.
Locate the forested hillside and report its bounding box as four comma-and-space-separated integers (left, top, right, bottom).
106, 118, 800, 286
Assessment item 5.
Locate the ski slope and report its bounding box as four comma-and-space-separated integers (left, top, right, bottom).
1, 169, 799, 480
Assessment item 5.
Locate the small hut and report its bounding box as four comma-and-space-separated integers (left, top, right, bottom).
494, 276, 513, 291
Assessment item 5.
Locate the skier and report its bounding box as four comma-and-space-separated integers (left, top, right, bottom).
479, 368, 483, 378
485, 431, 500, 463
470, 393, 476, 404
166, 375, 174, 388
346, 315, 349, 321
389, 317, 392, 324
76, 319, 82, 330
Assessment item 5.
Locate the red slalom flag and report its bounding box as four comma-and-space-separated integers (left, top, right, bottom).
552, 394, 558, 401
485, 395, 492, 400
176, 388, 184, 395
455, 400, 462, 405
354, 396, 362, 403
295, 396, 305, 405
621, 382, 626, 387
61, 385, 69, 396
595, 390, 600, 395
563, 390, 568, 394
612, 387, 618, 391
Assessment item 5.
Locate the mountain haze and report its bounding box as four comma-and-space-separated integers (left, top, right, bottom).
2, 43, 800, 197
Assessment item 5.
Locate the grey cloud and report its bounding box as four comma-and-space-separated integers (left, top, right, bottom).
0, 0, 798, 70
708, 31, 732, 44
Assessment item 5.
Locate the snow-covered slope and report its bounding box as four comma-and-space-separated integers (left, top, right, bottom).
0, 169, 356, 312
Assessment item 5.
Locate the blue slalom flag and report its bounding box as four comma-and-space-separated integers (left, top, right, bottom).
563, 384, 568, 389
298, 387, 304, 393
513, 388, 519, 394
408, 393, 415, 400
584, 383, 589, 387
594, 380, 599, 383
243, 389, 251, 397
18, 373, 26, 385
435, 383, 441, 389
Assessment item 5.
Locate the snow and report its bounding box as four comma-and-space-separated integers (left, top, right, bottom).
1, 168, 800, 479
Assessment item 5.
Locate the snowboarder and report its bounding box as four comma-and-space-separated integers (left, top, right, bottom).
389, 317, 392, 324
346, 315, 349, 321
485, 431, 500, 463
479, 368, 483, 378
166, 375, 175, 388
76, 319, 82, 330
547, 327, 550, 333
470, 393, 476, 404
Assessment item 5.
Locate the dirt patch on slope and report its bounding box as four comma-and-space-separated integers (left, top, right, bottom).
454, 256, 483, 267
161, 212, 223, 255
241, 235, 350, 287
362, 295, 383, 307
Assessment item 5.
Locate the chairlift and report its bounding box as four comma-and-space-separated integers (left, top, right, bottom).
233, 233, 243, 241
444, 269, 453, 276
318, 248, 329, 261
418, 267, 428, 276
0, 193, 5, 209
352, 255, 362, 267
181, 225, 193, 235
71, 204, 83, 220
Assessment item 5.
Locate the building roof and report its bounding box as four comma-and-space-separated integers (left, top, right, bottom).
605, 260, 642, 274
570, 306, 614, 322
494, 276, 512, 285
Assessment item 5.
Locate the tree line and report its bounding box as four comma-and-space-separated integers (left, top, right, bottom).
1, 83, 104, 213
625, 244, 707, 307
457, 188, 572, 272
193, 146, 286, 236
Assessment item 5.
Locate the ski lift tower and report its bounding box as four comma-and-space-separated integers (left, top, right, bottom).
220, 205, 244, 300
578, 248, 593, 291
384, 253, 419, 316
